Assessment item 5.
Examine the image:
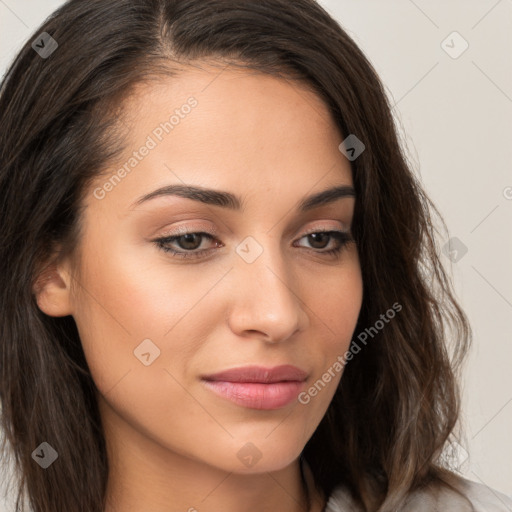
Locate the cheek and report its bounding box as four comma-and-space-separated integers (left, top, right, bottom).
71, 249, 210, 449
71, 241, 226, 390
295, 253, 363, 409
77, 232, 203, 330
316, 250, 363, 350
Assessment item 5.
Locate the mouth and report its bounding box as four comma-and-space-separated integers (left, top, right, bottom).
201, 365, 308, 410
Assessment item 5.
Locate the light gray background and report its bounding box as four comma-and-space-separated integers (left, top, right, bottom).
1, 0, 511, 509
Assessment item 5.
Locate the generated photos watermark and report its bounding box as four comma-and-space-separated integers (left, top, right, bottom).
298, 301, 402, 404
93, 96, 198, 200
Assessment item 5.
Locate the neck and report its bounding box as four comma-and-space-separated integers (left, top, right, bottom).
101, 401, 325, 512
301, 457, 327, 512
105, 457, 318, 512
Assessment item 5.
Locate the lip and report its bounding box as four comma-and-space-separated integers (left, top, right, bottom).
201, 365, 308, 410
202, 364, 309, 383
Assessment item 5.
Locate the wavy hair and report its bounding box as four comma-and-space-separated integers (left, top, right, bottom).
0, 0, 472, 510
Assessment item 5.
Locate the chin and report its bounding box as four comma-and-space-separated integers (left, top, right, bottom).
203, 433, 307, 475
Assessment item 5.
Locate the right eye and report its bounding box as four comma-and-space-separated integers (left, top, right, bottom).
154, 231, 222, 260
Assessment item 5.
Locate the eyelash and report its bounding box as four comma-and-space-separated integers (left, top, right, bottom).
153, 229, 353, 261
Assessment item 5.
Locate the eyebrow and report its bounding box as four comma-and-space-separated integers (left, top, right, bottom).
130, 183, 355, 212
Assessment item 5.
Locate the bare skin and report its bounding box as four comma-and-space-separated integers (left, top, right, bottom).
34, 61, 363, 512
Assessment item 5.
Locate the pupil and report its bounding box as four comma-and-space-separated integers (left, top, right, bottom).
181, 234, 201, 250
309, 233, 328, 249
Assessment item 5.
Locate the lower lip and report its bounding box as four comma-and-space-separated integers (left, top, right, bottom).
202, 380, 305, 410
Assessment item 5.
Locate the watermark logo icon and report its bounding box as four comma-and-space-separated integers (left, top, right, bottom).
443, 439, 469, 473
32, 442, 58, 469
236, 236, 263, 264
134, 338, 161, 366
442, 237, 468, 263
441, 31, 469, 59
338, 134, 365, 161
32, 32, 58, 59
237, 442, 263, 468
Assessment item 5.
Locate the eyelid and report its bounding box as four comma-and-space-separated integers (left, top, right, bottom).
300, 223, 350, 236
157, 222, 220, 239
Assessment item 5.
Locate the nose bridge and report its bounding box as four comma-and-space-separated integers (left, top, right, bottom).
228, 234, 307, 340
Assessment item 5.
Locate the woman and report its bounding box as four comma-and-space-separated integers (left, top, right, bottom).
0, 1, 510, 511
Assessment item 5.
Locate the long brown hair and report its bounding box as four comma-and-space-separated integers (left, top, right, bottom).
0, 1, 472, 510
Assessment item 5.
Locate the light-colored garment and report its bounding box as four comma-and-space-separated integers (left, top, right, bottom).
301, 456, 512, 511
324, 476, 512, 512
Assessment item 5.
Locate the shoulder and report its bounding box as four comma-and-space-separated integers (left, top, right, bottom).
324, 477, 512, 512
324, 484, 357, 511
450, 477, 512, 512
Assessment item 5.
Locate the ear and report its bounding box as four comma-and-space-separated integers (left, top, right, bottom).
32, 258, 74, 317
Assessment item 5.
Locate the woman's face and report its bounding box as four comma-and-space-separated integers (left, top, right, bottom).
41, 63, 363, 475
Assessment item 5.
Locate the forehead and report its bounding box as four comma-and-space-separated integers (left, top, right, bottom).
86, 62, 353, 212
120, 61, 342, 146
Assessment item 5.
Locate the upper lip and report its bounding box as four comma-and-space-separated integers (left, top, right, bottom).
202, 365, 308, 383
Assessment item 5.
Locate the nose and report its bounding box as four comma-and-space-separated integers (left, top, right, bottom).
226, 238, 309, 343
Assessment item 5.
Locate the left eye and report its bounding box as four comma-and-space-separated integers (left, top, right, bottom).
153, 230, 353, 260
